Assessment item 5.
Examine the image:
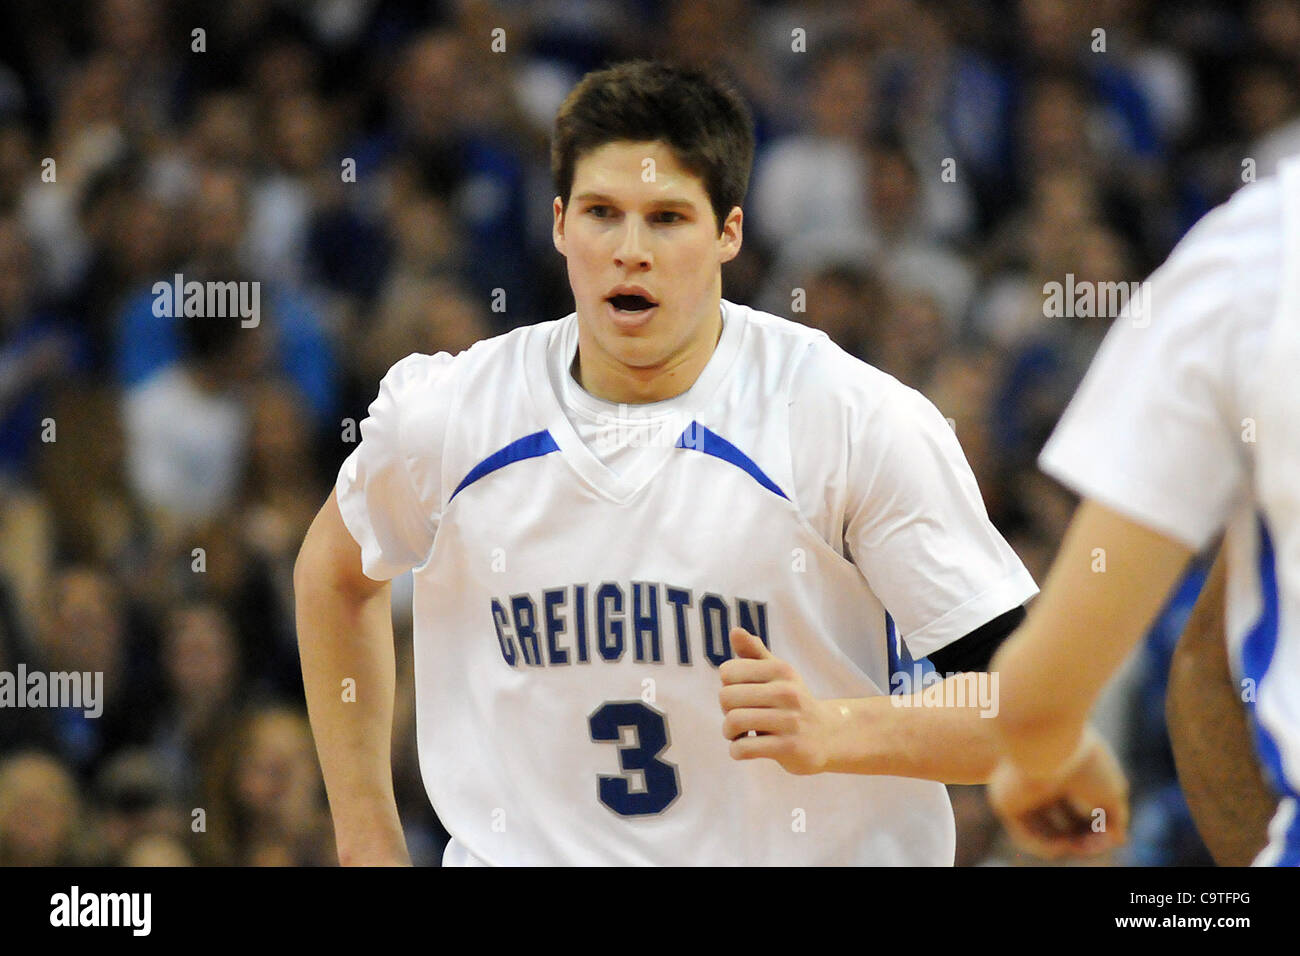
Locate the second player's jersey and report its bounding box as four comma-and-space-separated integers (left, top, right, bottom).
1039, 158, 1300, 866
337, 298, 1037, 865
1253, 159, 1300, 865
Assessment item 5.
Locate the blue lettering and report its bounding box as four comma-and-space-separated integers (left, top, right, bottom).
573, 584, 590, 663
543, 588, 569, 665
736, 599, 769, 649
632, 582, 661, 663
491, 585, 768, 671
665, 587, 693, 665
596, 582, 625, 662
491, 599, 517, 667
700, 593, 731, 667
511, 594, 542, 666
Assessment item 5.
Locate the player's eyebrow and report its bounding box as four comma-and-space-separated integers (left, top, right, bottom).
572, 192, 697, 210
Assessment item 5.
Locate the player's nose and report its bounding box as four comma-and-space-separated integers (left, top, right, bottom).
613, 220, 651, 269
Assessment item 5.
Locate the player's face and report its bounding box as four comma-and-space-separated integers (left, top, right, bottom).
553, 140, 742, 403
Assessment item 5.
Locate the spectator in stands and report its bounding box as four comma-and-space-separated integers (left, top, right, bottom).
201, 705, 333, 866
0, 751, 87, 865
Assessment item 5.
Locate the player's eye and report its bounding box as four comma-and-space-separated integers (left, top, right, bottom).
652, 211, 683, 223
587, 205, 613, 218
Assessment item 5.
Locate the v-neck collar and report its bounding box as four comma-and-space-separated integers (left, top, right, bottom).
527, 299, 747, 503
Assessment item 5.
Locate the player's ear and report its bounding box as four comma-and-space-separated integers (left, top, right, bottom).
552, 197, 567, 257
718, 206, 743, 264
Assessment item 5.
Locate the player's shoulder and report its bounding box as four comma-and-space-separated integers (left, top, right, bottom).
735, 299, 861, 377
1164, 174, 1283, 279
735, 301, 938, 430
1208, 172, 1284, 236
1113, 174, 1286, 355
373, 321, 556, 445
379, 320, 552, 395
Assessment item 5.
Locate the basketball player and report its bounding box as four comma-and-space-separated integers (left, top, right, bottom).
989, 158, 1300, 865
295, 60, 1037, 866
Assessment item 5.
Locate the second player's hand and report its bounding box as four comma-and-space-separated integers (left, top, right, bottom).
988, 725, 1130, 859
719, 627, 835, 775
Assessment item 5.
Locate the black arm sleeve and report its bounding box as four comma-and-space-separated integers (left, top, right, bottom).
924, 605, 1027, 674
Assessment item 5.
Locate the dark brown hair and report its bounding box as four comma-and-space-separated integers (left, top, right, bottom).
551, 60, 755, 235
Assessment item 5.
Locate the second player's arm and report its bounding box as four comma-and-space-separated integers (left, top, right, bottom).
295, 489, 410, 866
992, 498, 1194, 776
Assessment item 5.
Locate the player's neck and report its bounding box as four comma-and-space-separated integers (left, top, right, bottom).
573, 306, 724, 405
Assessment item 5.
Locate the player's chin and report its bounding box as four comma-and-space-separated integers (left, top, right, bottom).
601, 350, 655, 375
597, 326, 665, 365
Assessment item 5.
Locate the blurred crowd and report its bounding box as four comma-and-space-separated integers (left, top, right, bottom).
1, 0, 1296, 866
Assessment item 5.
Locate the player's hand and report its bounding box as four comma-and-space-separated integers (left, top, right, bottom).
718, 627, 834, 775
988, 725, 1130, 859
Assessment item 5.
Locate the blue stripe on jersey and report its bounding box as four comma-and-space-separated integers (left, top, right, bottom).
449, 429, 561, 502
1240, 514, 1300, 865
886, 611, 935, 684
674, 422, 788, 500
886, 612, 899, 676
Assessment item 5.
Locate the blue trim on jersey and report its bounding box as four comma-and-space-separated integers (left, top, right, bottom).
449, 429, 561, 502
886, 612, 900, 677
674, 422, 788, 500
1240, 514, 1300, 865
886, 611, 935, 686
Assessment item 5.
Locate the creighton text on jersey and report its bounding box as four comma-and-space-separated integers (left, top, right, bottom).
491, 581, 768, 667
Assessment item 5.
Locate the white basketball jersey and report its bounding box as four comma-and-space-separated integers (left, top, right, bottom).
337, 298, 1037, 865
1040, 158, 1300, 865
1250, 158, 1300, 865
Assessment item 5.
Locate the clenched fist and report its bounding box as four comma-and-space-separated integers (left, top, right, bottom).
718, 627, 837, 775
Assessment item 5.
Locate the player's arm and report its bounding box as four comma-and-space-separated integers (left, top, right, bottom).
294, 489, 409, 866
992, 498, 1193, 773
721, 607, 1025, 784
1166, 547, 1278, 865
721, 345, 1042, 784
986, 177, 1275, 856
982, 498, 1193, 856
821, 606, 1027, 782
820, 675, 1006, 783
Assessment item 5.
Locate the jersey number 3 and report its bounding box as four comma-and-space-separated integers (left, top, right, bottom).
588, 701, 681, 816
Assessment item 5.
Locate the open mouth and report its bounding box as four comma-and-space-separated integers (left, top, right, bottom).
607, 293, 658, 313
